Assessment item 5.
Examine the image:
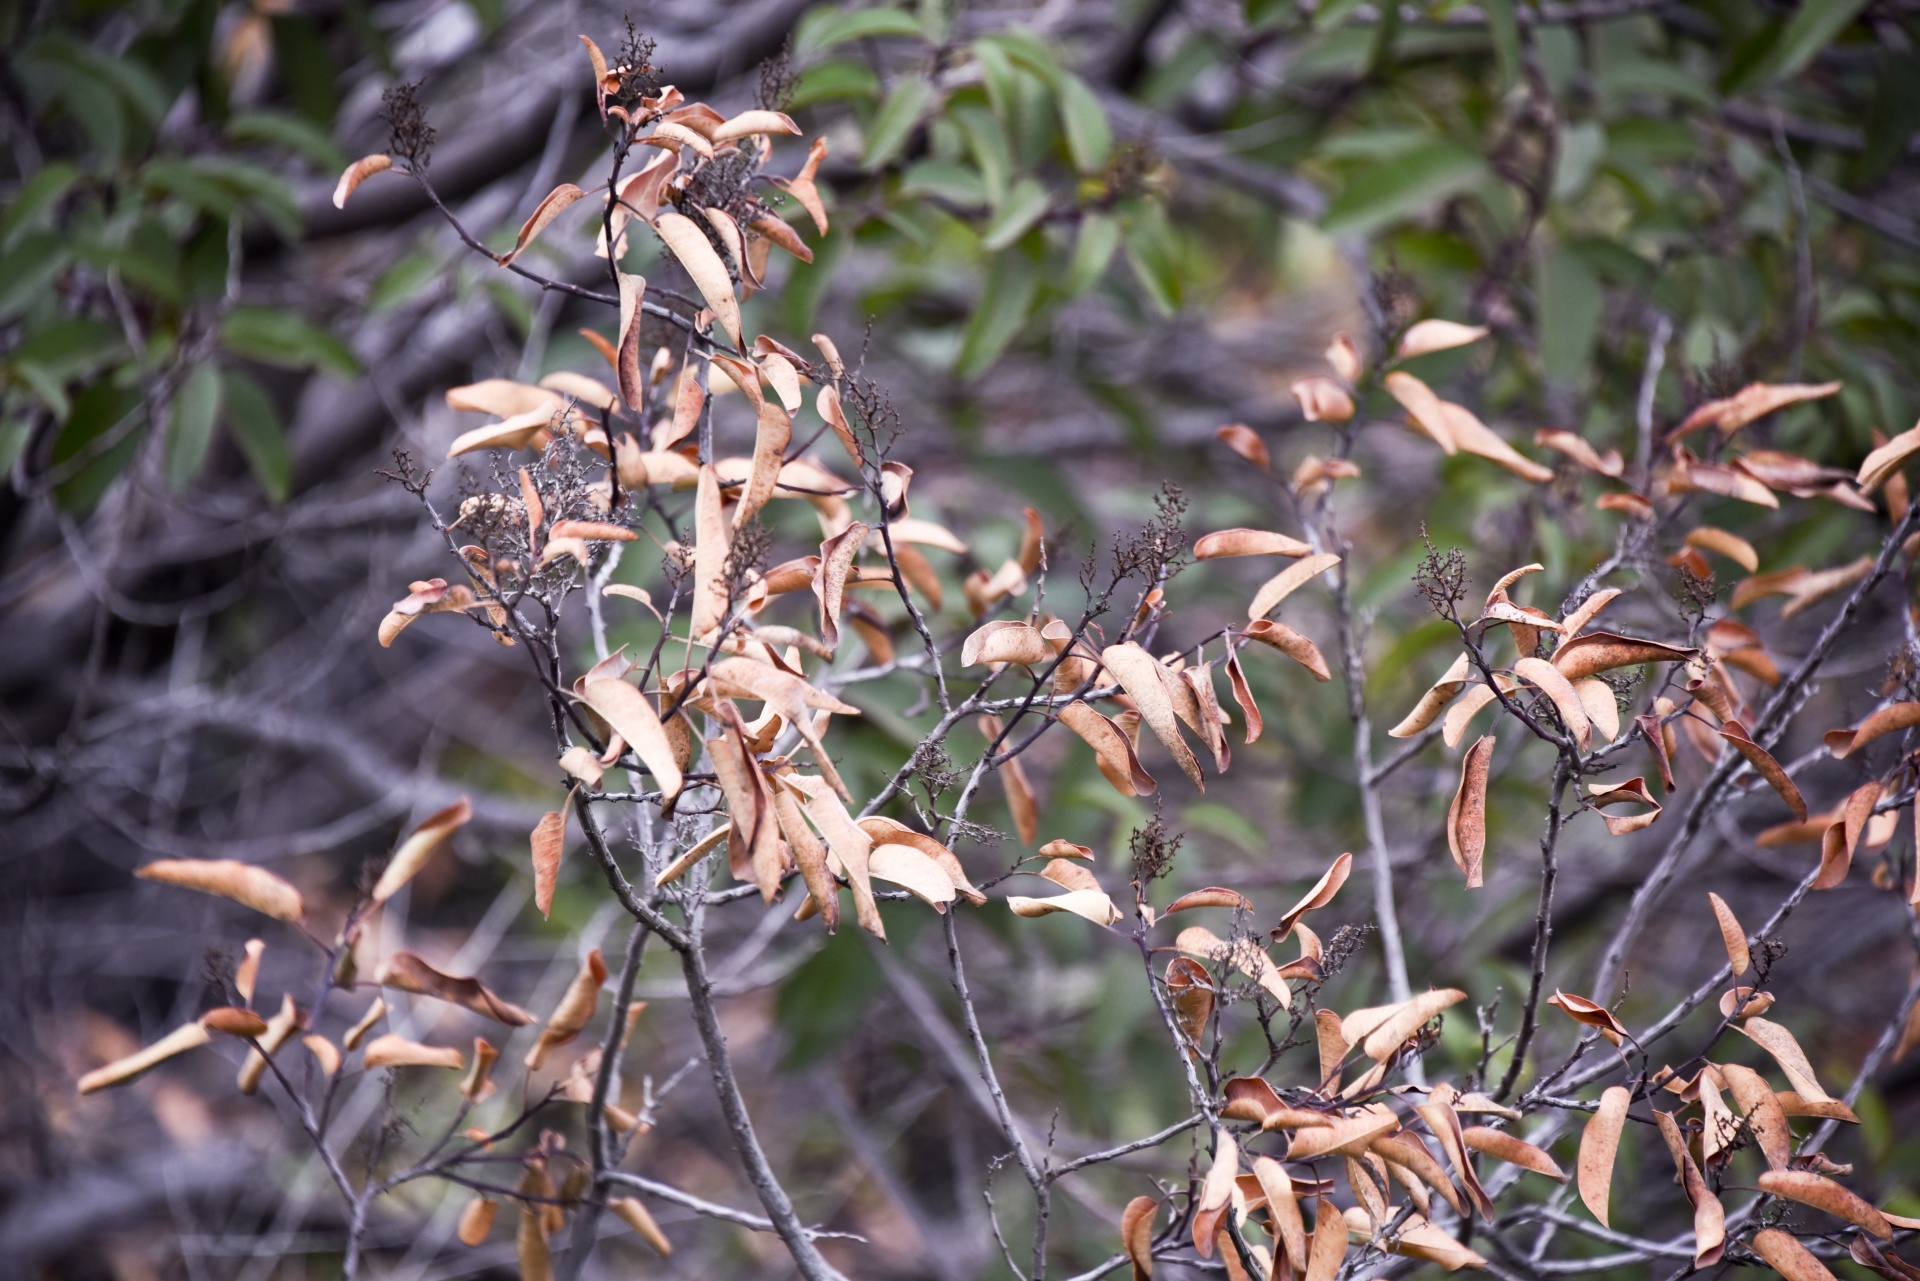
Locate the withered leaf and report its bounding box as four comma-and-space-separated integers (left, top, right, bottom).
1825, 703, 1920, 759
457, 1197, 497, 1247
655, 212, 741, 348
1382, 371, 1457, 453
962, 620, 1052, 667
526, 948, 606, 1071
1707, 892, 1750, 976
1859, 420, 1920, 492
1447, 735, 1495, 887
1738, 1017, 1831, 1100
77, 1021, 211, 1094
1547, 990, 1630, 1045
1341, 988, 1467, 1061
1101, 642, 1204, 789
136, 858, 304, 922
1553, 631, 1696, 680
1215, 424, 1270, 469
1120, 1195, 1157, 1281
1399, 318, 1488, 358
1389, 653, 1471, 738
1274, 851, 1352, 941
1193, 528, 1312, 559
1247, 553, 1341, 621
498, 184, 586, 267
371, 798, 473, 905
580, 680, 684, 800
1757, 1172, 1894, 1238
1577, 1086, 1629, 1226
1460, 1126, 1567, 1180
1224, 650, 1262, 745
1007, 889, 1121, 926
376, 952, 535, 1026
1751, 1228, 1842, 1281
332, 153, 393, 208
1718, 719, 1807, 820
362, 1033, 465, 1070
1241, 620, 1332, 682
1722, 1062, 1792, 1170
1674, 381, 1841, 437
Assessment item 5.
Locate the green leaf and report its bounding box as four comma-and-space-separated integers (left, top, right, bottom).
1123, 206, 1181, 316
222, 308, 359, 377
2, 162, 79, 252
29, 34, 171, 125
221, 369, 290, 503
1063, 210, 1121, 297
1537, 242, 1604, 389
899, 160, 989, 208
1321, 143, 1484, 238
980, 176, 1049, 251
227, 110, 347, 171
795, 6, 926, 56
863, 76, 936, 171
790, 58, 880, 108
8, 317, 121, 383
1765, 0, 1870, 86
775, 926, 884, 1067
952, 102, 1013, 205
1055, 73, 1111, 174
367, 249, 443, 314
973, 39, 1019, 120
167, 363, 222, 491
0, 232, 72, 319
956, 249, 1039, 380
1484, 0, 1521, 87
52, 382, 142, 513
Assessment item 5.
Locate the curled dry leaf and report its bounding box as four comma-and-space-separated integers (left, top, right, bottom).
1753, 1174, 1894, 1238
1686, 526, 1760, 572
457, 1196, 497, 1247
1216, 424, 1269, 469
1007, 889, 1121, 926
1398, 318, 1488, 358
1389, 653, 1471, 738
1441, 404, 1556, 482
1707, 892, 1750, 976
1284, 1105, 1398, 1162
962, 620, 1052, 667
1342, 988, 1467, 1061
1720, 986, 1776, 1019
498, 184, 587, 267
1722, 1062, 1793, 1170
1176, 925, 1289, 1006
1447, 735, 1495, 888
460, 1037, 499, 1101
1164, 887, 1252, 914
579, 679, 685, 800
1221, 1077, 1330, 1130
1547, 990, 1630, 1045
371, 798, 472, 905
1858, 420, 1920, 492
1101, 642, 1205, 789
1751, 1228, 1842, 1281
136, 858, 304, 922
1825, 703, 1920, 759
526, 948, 606, 1071
813, 521, 869, 651
1461, 1126, 1567, 1180
343, 999, 386, 1051
379, 577, 480, 646
332, 153, 393, 208
1738, 1017, 1831, 1100
1514, 656, 1593, 747
531, 808, 566, 919
362, 1033, 465, 1070
1274, 851, 1352, 941
1552, 631, 1696, 680
1166, 957, 1215, 1049
1194, 528, 1312, 559
870, 844, 959, 910
1578, 1086, 1630, 1226
654, 212, 742, 349
1816, 781, 1882, 889
236, 992, 299, 1095
610, 1197, 672, 1257
1224, 650, 1262, 746
376, 953, 535, 1026
1587, 776, 1662, 835
1248, 552, 1341, 620
768, 135, 830, 235
1382, 371, 1457, 453
1653, 1109, 1724, 1266
1292, 377, 1355, 423
77, 1021, 211, 1094
1241, 620, 1331, 681
1718, 719, 1807, 820
1121, 1195, 1157, 1281
1671, 381, 1841, 438
1534, 429, 1624, 476
735, 401, 794, 529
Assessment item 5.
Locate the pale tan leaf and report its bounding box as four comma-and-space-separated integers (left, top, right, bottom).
1216, 424, 1270, 469
1577, 1086, 1629, 1226
812, 521, 869, 651
376, 953, 535, 1026
456, 1196, 496, 1246
870, 844, 958, 909
1389, 653, 1471, 738
611, 1197, 672, 1256
371, 798, 473, 905
1224, 650, 1262, 745
362, 1033, 465, 1070
1514, 655, 1593, 748
1723, 1062, 1793, 1171
498, 184, 586, 267
1291, 376, 1355, 423
525, 948, 607, 1071
332, 153, 392, 208
1674, 381, 1841, 437
690, 463, 727, 638
1342, 989, 1467, 1061
1707, 892, 1751, 976
1552, 631, 1696, 680
77, 1021, 211, 1094
654, 212, 741, 348
1248, 553, 1341, 620
1305, 1197, 1346, 1281
531, 811, 565, 918
1057, 701, 1157, 796
1242, 620, 1332, 681
1007, 889, 1121, 925
1399, 318, 1488, 358
1750, 1227, 1841, 1281
1859, 420, 1920, 492
1825, 703, 1920, 759
1738, 1017, 1831, 1100
1442, 403, 1556, 482
1274, 851, 1352, 940
962, 620, 1053, 667
1382, 371, 1457, 453
579, 680, 684, 799
1194, 528, 1312, 559
1101, 642, 1205, 789
734, 401, 793, 528
1573, 678, 1621, 744
136, 858, 304, 921
1686, 526, 1760, 572
1461, 1126, 1567, 1179
1533, 429, 1623, 477
343, 999, 386, 1051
